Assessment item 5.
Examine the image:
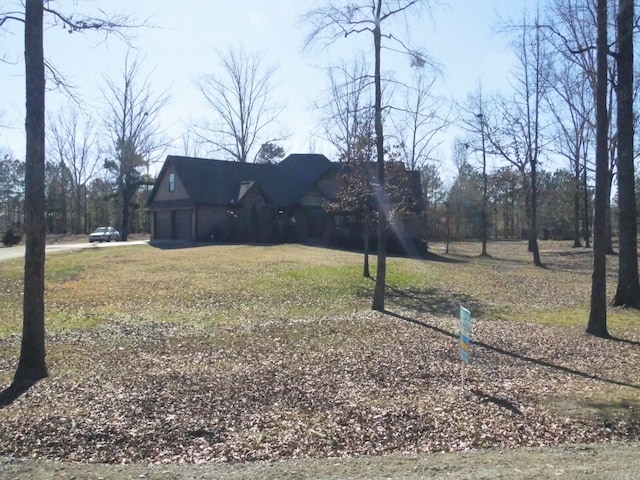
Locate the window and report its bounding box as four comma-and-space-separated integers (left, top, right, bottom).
168, 173, 176, 192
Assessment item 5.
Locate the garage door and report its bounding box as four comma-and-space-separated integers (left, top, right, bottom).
174, 210, 192, 240
154, 211, 172, 240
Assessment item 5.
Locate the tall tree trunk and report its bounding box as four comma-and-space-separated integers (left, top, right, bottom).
60, 169, 68, 233
480, 161, 488, 256
573, 166, 582, 248
530, 161, 542, 266
582, 165, 591, 248
372, 0, 387, 312
1, 0, 48, 406
74, 189, 83, 234
363, 210, 371, 278
606, 172, 615, 255
588, 0, 610, 337
479, 118, 489, 256
445, 202, 450, 254
611, 0, 639, 307
529, 18, 542, 268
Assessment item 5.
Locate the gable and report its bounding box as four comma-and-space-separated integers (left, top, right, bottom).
152, 166, 189, 202
298, 185, 326, 207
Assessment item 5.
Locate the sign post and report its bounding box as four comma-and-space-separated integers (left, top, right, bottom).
459, 306, 472, 392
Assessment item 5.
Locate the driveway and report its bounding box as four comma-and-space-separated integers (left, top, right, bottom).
0, 240, 148, 263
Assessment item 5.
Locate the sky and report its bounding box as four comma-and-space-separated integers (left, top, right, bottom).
0, 0, 529, 176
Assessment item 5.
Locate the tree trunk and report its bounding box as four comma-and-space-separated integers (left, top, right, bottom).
363, 210, 370, 278
480, 123, 489, 257
121, 195, 130, 241
530, 160, 542, 266
587, 0, 610, 338
611, 0, 640, 307
445, 203, 450, 254
74, 187, 83, 234
1, 0, 48, 406
582, 165, 591, 248
573, 166, 582, 248
372, 0, 387, 312
605, 173, 615, 255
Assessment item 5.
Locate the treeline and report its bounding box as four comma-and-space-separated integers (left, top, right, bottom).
1, 152, 151, 237
421, 162, 603, 244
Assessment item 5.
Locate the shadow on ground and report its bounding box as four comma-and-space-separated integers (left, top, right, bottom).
385, 310, 640, 391
386, 284, 488, 319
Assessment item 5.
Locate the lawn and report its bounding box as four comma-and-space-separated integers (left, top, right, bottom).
0, 240, 638, 463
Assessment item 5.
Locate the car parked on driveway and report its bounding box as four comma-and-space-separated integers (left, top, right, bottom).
89, 227, 120, 243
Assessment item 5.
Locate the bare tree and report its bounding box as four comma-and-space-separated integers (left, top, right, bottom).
101, 54, 167, 241
391, 68, 450, 172
545, 0, 619, 254
544, 59, 594, 249
460, 85, 491, 257
4, 0, 49, 405
0, 1, 134, 406
194, 46, 283, 162
179, 128, 205, 158
487, 10, 551, 267
611, 0, 639, 308
545, 0, 598, 248
587, 0, 610, 337
318, 57, 373, 162
304, 0, 433, 311
327, 110, 377, 277
48, 106, 100, 234
513, 12, 550, 267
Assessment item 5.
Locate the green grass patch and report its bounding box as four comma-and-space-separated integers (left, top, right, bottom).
46, 262, 86, 283
509, 307, 587, 327
1, 241, 639, 338
46, 310, 103, 332
548, 385, 640, 424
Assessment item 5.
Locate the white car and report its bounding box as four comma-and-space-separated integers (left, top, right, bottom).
89, 226, 120, 243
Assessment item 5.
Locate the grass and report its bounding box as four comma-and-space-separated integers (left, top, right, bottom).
1, 240, 639, 338
0, 240, 639, 463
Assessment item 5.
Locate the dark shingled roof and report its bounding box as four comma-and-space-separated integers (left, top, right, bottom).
148, 154, 333, 209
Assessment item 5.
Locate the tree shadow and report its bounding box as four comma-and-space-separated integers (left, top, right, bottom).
385, 284, 488, 319
149, 240, 226, 250
611, 336, 640, 347
423, 251, 467, 264
0, 379, 37, 408
384, 310, 640, 391
470, 388, 524, 416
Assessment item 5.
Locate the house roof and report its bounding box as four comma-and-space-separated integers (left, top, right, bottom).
147, 154, 333, 209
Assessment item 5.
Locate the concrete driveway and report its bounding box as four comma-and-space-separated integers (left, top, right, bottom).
0, 240, 148, 263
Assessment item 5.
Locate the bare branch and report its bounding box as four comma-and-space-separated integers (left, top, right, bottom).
0, 12, 25, 26
43, 6, 141, 38
194, 46, 283, 162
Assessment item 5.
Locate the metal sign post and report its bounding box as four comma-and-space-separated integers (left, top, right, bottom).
459, 306, 472, 393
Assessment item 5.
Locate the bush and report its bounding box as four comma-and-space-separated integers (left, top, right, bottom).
2, 227, 22, 247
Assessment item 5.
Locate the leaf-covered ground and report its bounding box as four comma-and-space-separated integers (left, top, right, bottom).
0, 314, 638, 464
0, 241, 639, 467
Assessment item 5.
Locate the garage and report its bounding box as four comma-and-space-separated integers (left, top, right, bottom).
153, 209, 193, 240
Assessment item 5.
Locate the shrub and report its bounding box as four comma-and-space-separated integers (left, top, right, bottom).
2, 227, 22, 247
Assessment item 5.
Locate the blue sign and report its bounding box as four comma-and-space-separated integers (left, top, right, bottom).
459, 306, 471, 364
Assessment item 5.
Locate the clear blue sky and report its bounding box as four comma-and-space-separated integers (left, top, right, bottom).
0, 0, 529, 174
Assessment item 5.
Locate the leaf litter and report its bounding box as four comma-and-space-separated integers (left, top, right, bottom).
0, 309, 638, 464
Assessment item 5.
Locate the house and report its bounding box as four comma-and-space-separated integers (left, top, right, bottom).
146, 153, 425, 252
